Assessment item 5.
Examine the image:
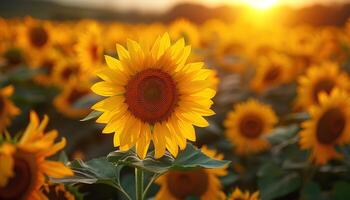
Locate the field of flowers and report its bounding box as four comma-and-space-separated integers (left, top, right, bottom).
1, 15, 350, 200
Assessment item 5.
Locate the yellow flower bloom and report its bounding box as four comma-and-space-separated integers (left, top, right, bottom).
228, 188, 260, 200
169, 19, 200, 47
224, 99, 278, 155
155, 146, 227, 200
75, 23, 104, 72
53, 81, 91, 119
296, 62, 350, 110
299, 89, 350, 165
91, 33, 216, 159
0, 85, 20, 133
250, 53, 292, 93
0, 111, 73, 200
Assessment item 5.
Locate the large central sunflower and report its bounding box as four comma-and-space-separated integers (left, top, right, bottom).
91, 33, 216, 159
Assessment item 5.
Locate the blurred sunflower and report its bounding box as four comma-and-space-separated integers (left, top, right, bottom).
0, 111, 73, 200
155, 146, 227, 200
250, 53, 292, 93
42, 183, 76, 200
227, 188, 260, 200
53, 58, 86, 86
169, 19, 200, 47
299, 89, 350, 165
54, 82, 91, 119
296, 62, 350, 110
18, 17, 53, 67
75, 23, 104, 72
0, 85, 20, 133
91, 33, 216, 159
33, 49, 62, 86
224, 99, 278, 155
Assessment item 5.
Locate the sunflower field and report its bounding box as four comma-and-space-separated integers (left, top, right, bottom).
2, 2, 350, 200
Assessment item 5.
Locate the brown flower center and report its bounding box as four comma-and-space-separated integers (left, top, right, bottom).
43, 184, 72, 200
29, 26, 49, 48
67, 88, 89, 104
166, 170, 209, 199
239, 114, 264, 139
90, 44, 99, 62
312, 78, 335, 103
61, 65, 80, 81
0, 150, 37, 200
125, 69, 178, 124
263, 66, 281, 83
3, 48, 23, 66
316, 108, 346, 145
0, 97, 5, 115
42, 59, 55, 75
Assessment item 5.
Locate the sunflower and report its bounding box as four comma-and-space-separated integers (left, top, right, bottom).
155, 146, 227, 200
91, 33, 216, 159
75, 23, 104, 73
250, 53, 292, 93
296, 62, 350, 110
42, 183, 75, 200
169, 19, 200, 47
53, 57, 86, 87
0, 111, 73, 200
33, 49, 62, 86
227, 188, 260, 200
299, 89, 350, 165
18, 17, 53, 68
224, 99, 278, 155
0, 85, 20, 133
53, 81, 91, 119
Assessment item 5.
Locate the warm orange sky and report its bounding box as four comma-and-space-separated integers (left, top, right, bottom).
51, 0, 350, 13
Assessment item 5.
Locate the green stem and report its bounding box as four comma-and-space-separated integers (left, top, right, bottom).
143, 173, 159, 199
135, 168, 144, 200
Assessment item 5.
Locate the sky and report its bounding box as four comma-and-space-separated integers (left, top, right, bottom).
49, 0, 350, 13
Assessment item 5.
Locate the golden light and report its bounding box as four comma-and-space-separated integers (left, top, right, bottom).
242, 0, 278, 10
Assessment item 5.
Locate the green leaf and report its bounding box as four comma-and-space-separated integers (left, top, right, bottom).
266, 125, 299, 144
301, 181, 324, 200
80, 110, 102, 121
107, 143, 230, 174
333, 181, 350, 200
258, 162, 302, 200
52, 157, 122, 188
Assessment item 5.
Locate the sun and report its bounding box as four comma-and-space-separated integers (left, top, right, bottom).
242, 0, 278, 10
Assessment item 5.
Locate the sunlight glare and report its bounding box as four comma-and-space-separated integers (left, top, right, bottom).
242, 0, 278, 10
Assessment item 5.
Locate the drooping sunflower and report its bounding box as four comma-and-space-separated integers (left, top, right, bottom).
224, 99, 278, 155
299, 89, 350, 165
75, 23, 104, 73
0, 85, 20, 133
53, 81, 91, 119
0, 111, 73, 200
227, 188, 260, 200
155, 146, 227, 200
296, 62, 350, 110
250, 53, 292, 93
91, 33, 216, 159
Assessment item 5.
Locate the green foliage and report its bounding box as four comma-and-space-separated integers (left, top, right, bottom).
107, 143, 230, 174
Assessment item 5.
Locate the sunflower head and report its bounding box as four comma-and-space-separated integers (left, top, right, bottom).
42, 183, 76, 200
299, 89, 350, 165
228, 188, 260, 200
224, 99, 278, 155
296, 62, 350, 110
0, 111, 73, 200
0, 85, 20, 133
155, 146, 226, 200
91, 33, 216, 159
250, 53, 292, 93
